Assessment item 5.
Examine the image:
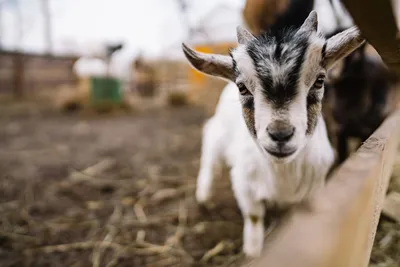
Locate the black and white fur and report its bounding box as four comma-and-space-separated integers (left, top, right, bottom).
182, 11, 364, 258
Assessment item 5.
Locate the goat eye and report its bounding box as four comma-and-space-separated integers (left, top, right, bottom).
237, 83, 251, 96
314, 75, 325, 89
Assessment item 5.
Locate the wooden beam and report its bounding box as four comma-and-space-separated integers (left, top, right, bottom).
247, 109, 400, 267
340, 0, 400, 77
13, 53, 25, 99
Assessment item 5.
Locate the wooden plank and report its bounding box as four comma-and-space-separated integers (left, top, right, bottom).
247, 109, 400, 267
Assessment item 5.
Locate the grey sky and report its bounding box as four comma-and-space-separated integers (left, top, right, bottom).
1, 0, 245, 57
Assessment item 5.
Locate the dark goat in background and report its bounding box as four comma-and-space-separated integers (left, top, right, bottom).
324, 28, 398, 164
265, 0, 315, 35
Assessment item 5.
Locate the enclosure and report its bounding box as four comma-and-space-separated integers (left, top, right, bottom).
1, 0, 400, 267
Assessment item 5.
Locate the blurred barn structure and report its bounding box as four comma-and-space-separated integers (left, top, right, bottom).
0, 50, 78, 99
0, 1, 244, 114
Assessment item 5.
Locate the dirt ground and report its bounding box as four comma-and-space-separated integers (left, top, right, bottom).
0, 101, 399, 267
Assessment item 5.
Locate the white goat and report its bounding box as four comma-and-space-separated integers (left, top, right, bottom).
182, 11, 365, 258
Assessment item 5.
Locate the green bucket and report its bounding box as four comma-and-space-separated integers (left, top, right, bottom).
90, 76, 123, 107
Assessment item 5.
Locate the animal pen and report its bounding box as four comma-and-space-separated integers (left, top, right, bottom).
0, 1, 400, 267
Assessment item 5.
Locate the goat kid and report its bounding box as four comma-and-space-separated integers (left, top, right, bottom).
182, 11, 365, 258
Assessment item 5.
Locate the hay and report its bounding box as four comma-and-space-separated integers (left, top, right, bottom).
0, 104, 246, 267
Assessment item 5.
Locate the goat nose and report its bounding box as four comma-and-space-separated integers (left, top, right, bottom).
267, 121, 295, 142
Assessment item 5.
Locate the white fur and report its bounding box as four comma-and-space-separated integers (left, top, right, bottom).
233, 45, 258, 81
196, 83, 335, 257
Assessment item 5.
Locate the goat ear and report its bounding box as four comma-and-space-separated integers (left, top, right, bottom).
298, 10, 318, 33
323, 26, 365, 69
182, 43, 235, 81
237, 26, 256, 45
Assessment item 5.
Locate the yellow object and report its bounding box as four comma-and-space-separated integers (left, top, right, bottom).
188, 42, 236, 86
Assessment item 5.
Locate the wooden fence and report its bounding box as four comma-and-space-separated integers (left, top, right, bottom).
0, 51, 78, 98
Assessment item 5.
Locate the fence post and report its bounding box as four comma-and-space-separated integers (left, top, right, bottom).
13, 53, 25, 99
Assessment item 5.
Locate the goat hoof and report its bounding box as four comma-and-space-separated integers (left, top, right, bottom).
195, 189, 211, 205
243, 244, 262, 259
